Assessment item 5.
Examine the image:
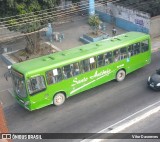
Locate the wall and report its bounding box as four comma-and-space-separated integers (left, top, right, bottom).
150, 15, 160, 38
96, 3, 150, 33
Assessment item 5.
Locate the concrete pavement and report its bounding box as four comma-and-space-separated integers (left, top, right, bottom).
50, 16, 160, 52
1, 16, 160, 63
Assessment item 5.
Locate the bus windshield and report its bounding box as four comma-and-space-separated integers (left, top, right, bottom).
11, 70, 27, 98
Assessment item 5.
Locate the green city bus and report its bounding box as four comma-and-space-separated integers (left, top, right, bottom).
10, 32, 151, 111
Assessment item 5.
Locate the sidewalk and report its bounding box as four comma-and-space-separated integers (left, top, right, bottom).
51, 16, 126, 50
48, 16, 160, 52
1, 16, 160, 66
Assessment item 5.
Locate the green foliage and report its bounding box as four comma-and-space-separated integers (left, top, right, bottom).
0, 0, 58, 33
71, 0, 80, 3
88, 15, 102, 35
88, 15, 101, 27
0, 0, 59, 53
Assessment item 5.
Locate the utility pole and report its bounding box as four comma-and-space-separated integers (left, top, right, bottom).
89, 0, 95, 16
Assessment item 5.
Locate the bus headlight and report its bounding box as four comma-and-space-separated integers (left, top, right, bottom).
156, 83, 160, 87
148, 76, 150, 82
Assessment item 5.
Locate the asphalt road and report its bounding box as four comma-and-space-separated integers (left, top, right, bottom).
1, 51, 160, 142
105, 112, 160, 142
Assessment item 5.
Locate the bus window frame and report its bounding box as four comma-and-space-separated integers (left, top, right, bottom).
46, 68, 63, 85
27, 75, 47, 96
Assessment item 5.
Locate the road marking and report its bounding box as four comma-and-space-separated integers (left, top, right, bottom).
107, 105, 160, 133
81, 100, 160, 142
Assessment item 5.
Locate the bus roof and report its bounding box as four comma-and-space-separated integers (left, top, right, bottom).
12, 32, 150, 75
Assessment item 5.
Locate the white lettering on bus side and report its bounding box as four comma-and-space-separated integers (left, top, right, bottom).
90, 69, 111, 79
71, 69, 112, 87
72, 77, 88, 86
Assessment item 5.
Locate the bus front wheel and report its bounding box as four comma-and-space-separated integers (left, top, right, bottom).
53, 92, 66, 106
116, 70, 126, 82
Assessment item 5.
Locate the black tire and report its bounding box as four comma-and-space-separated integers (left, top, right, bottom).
53, 92, 65, 106
116, 70, 126, 82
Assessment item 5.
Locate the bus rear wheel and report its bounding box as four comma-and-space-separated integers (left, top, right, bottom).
53, 92, 65, 106
116, 70, 126, 82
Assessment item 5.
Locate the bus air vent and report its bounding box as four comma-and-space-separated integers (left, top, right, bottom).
48, 56, 54, 60
61, 53, 66, 56
43, 58, 50, 61
116, 38, 121, 40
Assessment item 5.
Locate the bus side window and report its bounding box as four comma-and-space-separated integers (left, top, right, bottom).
97, 54, 105, 67
141, 40, 149, 53
81, 59, 90, 73
104, 51, 113, 64
63, 65, 73, 79
113, 49, 120, 62
133, 43, 140, 55
120, 47, 127, 60
46, 68, 62, 84
81, 57, 96, 73
90, 57, 96, 70
72, 62, 80, 76
28, 76, 46, 95
128, 45, 134, 56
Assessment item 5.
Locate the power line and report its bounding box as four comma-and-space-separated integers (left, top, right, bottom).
0, 0, 90, 21
0, 1, 106, 30
0, 16, 88, 42
0, 0, 156, 27
0, 0, 157, 42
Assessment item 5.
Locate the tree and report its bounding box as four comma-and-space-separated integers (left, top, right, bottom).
0, 0, 59, 54
88, 14, 101, 35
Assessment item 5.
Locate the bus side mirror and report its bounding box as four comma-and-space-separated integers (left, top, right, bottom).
8, 65, 11, 70
4, 65, 12, 81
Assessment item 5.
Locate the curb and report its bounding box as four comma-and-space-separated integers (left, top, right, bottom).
0, 43, 61, 66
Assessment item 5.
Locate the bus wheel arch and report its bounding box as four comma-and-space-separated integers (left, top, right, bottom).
53, 91, 66, 106
116, 69, 126, 82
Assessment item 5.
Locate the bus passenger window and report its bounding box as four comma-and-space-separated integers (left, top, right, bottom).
141, 40, 149, 52
133, 43, 140, 55
81, 59, 90, 73
63, 65, 73, 79
104, 51, 113, 64
28, 76, 46, 95
46, 68, 62, 84
72, 62, 80, 76
128, 45, 134, 56
113, 49, 120, 62
90, 57, 96, 70
120, 47, 127, 60
97, 54, 104, 67
81, 57, 96, 73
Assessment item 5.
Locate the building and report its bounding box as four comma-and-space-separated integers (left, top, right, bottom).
96, 0, 160, 38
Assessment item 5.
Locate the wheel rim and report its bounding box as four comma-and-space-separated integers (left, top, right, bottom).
119, 72, 124, 79
54, 93, 65, 106
117, 70, 125, 81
